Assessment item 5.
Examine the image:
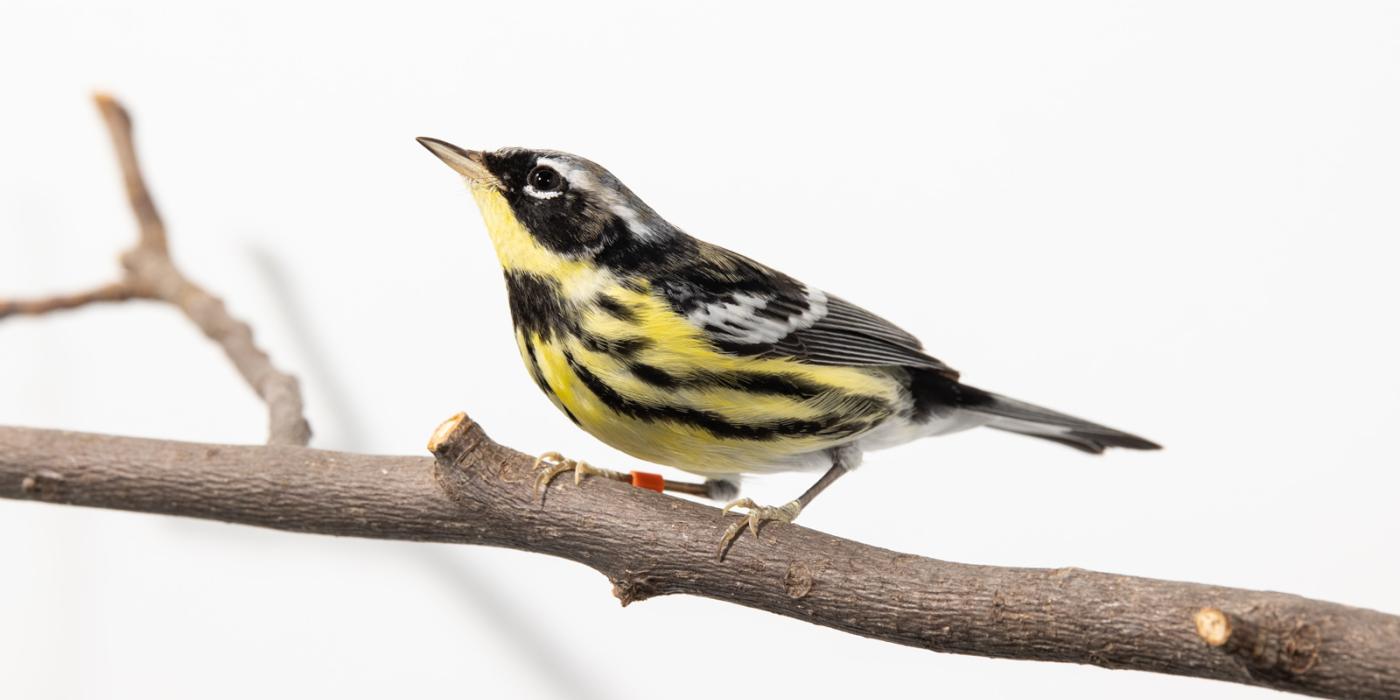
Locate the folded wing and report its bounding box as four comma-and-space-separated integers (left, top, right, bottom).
656, 242, 958, 378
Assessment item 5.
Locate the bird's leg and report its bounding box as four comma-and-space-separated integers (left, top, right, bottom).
717, 448, 856, 561
532, 452, 739, 501
663, 478, 740, 501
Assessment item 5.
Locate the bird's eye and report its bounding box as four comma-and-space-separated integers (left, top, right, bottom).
527, 166, 563, 192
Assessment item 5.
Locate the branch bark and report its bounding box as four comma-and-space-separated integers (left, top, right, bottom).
2, 95, 1398, 699
1, 417, 1396, 699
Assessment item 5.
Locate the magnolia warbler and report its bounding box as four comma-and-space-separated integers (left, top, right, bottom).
418, 138, 1159, 558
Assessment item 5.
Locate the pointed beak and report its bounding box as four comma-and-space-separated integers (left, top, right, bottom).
416, 137, 492, 182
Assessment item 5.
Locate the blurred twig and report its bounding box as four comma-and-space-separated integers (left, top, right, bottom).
2, 95, 1399, 700
0, 94, 310, 446
0, 281, 137, 318
246, 247, 610, 700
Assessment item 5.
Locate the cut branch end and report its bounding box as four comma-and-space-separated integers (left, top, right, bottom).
428, 412, 468, 453
1195, 607, 1233, 647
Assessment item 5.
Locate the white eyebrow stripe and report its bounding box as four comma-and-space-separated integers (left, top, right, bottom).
535, 157, 584, 188
533, 156, 658, 239
528, 156, 579, 200
611, 203, 655, 239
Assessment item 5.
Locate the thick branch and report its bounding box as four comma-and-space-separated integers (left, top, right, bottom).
1, 418, 1396, 699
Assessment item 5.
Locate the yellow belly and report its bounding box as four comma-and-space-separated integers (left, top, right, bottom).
512, 286, 901, 476
468, 187, 900, 475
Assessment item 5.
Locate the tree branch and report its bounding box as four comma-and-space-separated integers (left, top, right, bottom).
0, 281, 138, 319
0, 94, 310, 446
93, 93, 168, 255
0, 417, 1396, 699
2, 95, 1398, 699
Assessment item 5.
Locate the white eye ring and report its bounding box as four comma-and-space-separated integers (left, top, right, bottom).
524, 184, 563, 200
524, 164, 565, 200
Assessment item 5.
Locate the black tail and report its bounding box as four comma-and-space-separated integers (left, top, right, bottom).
968, 389, 1160, 454
912, 373, 1160, 454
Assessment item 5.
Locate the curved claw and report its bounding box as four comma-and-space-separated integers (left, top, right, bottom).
532, 452, 626, 503
721, 497, 757, 516
533, 460, 576, 501
715, 498, 803, 561
574, 462, 596, 486
747, 511, 765, 538
532, 451, 577, 501
717, 517, 749, 561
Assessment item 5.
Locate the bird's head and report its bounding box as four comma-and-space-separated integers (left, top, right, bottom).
417, 138, 674, 273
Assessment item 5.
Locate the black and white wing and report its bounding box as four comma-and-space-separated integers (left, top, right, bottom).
655, 243, 958, 378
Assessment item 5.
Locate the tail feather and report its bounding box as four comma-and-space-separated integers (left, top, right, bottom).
960, 387, 1161, 454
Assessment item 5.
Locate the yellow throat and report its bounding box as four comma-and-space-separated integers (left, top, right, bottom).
469, 186, 589, 280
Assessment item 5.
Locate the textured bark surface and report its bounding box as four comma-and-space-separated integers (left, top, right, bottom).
2, 419, 1397, 699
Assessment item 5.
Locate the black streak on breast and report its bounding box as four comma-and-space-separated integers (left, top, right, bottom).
504, 271, 576, 341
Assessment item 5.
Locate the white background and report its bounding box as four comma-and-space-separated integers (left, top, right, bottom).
2, 1, 1398, 698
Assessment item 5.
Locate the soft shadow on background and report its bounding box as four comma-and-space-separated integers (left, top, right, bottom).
2, 1, 1398, 698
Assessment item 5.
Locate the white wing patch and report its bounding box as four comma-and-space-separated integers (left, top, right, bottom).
688, 287, 829, 345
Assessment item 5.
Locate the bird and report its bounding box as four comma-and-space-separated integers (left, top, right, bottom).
417, 137, 1160, 559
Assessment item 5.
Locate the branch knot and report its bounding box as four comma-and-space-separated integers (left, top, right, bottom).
20, 469, 66, 501
1197, 607, 1324, 678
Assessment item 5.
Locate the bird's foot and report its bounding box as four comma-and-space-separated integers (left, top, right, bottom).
532, 451, 627, 502
716, 498, 803, 560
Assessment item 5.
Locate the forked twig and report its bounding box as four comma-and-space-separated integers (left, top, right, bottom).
0, 94, 309, 446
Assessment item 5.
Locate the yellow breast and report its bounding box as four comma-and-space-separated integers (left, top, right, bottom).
471, 185, 901, 476
512, 285, 900, 475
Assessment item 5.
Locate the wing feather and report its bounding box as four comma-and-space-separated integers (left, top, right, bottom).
655, 242, 957, 378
